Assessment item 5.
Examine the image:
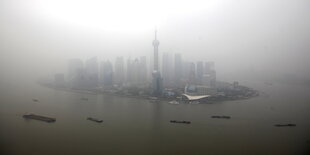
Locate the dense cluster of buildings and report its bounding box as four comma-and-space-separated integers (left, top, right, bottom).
54, 30, 217, 97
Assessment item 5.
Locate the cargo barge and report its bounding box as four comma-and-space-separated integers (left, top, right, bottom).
32, 99, 39, 102
23, 114, 56, 123
170, 120, 191, 124
274, 124, 296, 127
87, 117, 103, 123
211, 116, 231, 119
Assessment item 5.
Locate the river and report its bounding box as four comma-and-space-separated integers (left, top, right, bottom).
1, 79, 310, 155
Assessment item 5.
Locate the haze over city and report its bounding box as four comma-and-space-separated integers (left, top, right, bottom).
0, 0, 310, 155
1, 0, 310, 83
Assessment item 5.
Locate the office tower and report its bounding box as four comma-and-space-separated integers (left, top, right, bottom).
101, 60, 113, 87
139, 56, 147, 83
67, 59, 84, 88
114, 56, 124, 85
202, 61, 216, 88
126, 58, 133, 84
196, 61, 204, 84
132, 58, 140, 84
204, 61, 214, 74
67, 59, 83, 81
85, 57, 99, 88
174, 53, 182, 86
189, 62, 196, 84
162, 52, 173, 87
182, 61, 190, 82
210, 70, 216, 88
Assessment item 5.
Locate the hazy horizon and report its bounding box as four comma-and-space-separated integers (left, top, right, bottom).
1, 0, 310, 83
1, 1, 310, 155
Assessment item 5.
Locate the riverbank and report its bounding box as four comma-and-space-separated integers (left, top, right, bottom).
37, 81, 259, 103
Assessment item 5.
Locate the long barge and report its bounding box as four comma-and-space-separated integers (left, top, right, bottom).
274, 124, 296, 127
87, 117, 103, 123
211, 116, 231, 119
170, 120, 191, 124
23, 114, 56, 123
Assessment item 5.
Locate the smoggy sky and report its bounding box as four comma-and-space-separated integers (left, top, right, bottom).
0, 0, 309, 82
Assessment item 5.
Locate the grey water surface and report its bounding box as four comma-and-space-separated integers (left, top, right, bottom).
1, 80, 310, 155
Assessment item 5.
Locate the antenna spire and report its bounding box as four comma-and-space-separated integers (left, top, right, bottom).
155, 26, 157, 40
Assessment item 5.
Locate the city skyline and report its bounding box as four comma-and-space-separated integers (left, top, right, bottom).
1, 1, 310, 155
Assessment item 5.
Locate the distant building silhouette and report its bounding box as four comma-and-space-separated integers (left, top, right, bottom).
152, 29, 160, 71
67, 59, 83, 82
189, 62, 196, 84
139, 56, 147, 83
203, 61, 216, 88
174, 53, 182, 86
114, 56, 124, 86
152, 29, 163, 96
101, 60, 113, 87
67, 59, 85, 89
85, 57, 98, 88
196, 61, 204, 84
162, 52, 173, 87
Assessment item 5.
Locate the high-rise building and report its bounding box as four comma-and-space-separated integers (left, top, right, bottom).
126, 58, 134, 84
152, 71, 163, 96
182, 61, 190, 83
210, 70, 216, 88
162, 52, 173, 87
152, 29, 160, 71
152, 29, 163, 96
196, 61, 204, 84
202, 61, 216, 88
139, 56, 147, 83
132, 58, 140, 84
67, 59, 85, 89
174, 53, 182, 86
126, 57, 147, 86
189, 62, 196, 84
205, 61, 214, 74
101, 60, 113, 87
67, 59, 83, 81
85, 57, 98, 88
114, 57, 124, 85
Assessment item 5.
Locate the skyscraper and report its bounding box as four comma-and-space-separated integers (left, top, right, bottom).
67, 59, 83, 82
85, 57, 98, 88
202, 61, 216, 88
182, 61, 191, 83
139, 56, 147, 83
125, 57, 147, 86
204, 61, 214, 74
114, 56, 124, 85
152, 29, 160, 71
174, 53, 182, 86
162, 52, 173, 87
189, 62, 196, 84
101, 60, 113, 87
152, 29, 163, 96
126, 58, 133, 84
196, 61, 204, 84
132, 58, 140, 84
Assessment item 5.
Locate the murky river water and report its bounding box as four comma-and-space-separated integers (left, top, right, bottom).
1, 80, 310, 155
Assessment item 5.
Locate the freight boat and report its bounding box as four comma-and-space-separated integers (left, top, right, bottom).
23, 114, 56, 122
170, 120, 191, 124
87, 117, 103, 123
274, 124, 296, 127
211, 116, 231, 119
